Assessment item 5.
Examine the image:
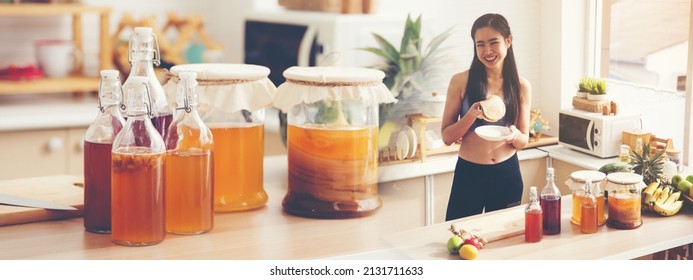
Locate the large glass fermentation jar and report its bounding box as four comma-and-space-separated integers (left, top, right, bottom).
566, 170, 606, 226
164, 63, 276, 212
274, 66, 396, 218
605, 172, 646, 229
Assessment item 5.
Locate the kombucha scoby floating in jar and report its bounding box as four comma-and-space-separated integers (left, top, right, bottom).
163, 63, 276, 212
83, 70, 125, 234
111, 76, 166, 246
273, 66, 396, 218
163, 71, 214, 235
605, 172, 645, 230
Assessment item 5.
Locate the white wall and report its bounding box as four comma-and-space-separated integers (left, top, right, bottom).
0, 0, 588, 133
0, 0, 252, 76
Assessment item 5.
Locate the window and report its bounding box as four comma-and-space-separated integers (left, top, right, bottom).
600, 0, 690, 153
607, 0, 690, 91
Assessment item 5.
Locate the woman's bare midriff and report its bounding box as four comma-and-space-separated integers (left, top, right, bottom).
458, 132, 516, 164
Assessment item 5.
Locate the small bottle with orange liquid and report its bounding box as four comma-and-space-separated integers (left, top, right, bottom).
581, 181, 598, 234
111, 76, 166, 246
525, 186, 543, 243
163, 71, 214, 235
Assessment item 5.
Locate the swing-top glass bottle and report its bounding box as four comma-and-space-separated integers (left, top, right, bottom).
122, 26, 172, 138
83, 69, 126, 233
164, 71, 214, 235
111, 76, 166, 246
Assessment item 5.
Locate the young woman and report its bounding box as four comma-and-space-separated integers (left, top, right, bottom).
441, 13, 532, 221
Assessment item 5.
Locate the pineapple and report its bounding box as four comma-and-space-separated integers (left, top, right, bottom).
630, 143, 665, 185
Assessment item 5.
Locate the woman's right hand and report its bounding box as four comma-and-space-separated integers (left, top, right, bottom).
466, 101, 484, 120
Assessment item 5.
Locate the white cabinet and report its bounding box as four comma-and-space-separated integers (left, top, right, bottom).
0, 127, 86, 180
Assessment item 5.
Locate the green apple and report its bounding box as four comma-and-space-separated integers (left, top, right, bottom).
672, 174, 684, 186
677, 180, 693, 196
447, 235, 464, 254
686, 175, 693, 184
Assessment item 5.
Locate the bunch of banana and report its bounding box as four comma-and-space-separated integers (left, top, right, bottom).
641, 181, 683, 216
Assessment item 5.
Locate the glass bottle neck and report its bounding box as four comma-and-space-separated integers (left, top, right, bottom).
129, 60, 157, 76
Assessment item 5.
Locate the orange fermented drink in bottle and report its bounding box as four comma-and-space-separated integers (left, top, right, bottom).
165, 150, 213, 234
111, 149, 165, 246
580, 203, 598, 233
210, 123, 266, 212
525, 186, 543, 242
580, 181, 598, 234
164, 71, 214, 234
111, 76, 166, 246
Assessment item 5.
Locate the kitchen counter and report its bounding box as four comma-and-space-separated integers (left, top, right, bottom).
2, 155, 692, 260
380, 195, 693, 260
539, 144, 617, 170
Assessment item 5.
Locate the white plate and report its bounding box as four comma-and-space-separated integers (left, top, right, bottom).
402, 126, 417, 159
474, 125, 511, 142
395, 131, 410, 160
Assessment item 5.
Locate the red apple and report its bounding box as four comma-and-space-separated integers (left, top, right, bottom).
463, 237, 482, 250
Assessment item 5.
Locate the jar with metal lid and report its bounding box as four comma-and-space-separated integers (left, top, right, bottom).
605, 172, 646, 229
274, 66, 396, 218
566, 170, 606, 226
164, 63, 276, 212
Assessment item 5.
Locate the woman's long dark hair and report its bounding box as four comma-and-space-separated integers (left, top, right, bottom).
465, 13, 521, 125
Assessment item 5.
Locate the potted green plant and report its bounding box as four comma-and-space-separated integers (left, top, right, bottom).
576, 76, 593, 98
587, 78, 608, 101
360, 14, 457, 126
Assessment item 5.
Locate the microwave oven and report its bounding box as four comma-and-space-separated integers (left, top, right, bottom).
244, 10, 405, 85
558, 108, 642, 158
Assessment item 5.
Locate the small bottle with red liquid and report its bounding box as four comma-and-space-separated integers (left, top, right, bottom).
540, 167, 561, 235
525, 186, 543, 243
83, 70, 125, 233
122, 27, 172, 138
111, 76, 166, 246
581, 181, 599, 234
163, 71, 214, 235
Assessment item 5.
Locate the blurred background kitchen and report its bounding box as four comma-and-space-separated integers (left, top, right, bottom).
0, 0, 691, 181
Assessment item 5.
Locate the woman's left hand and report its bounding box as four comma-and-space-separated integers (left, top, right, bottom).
505, 125, 520, 145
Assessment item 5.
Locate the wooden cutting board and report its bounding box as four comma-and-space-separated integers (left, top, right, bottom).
381, 207, 526, 259
451, 207, 525, 242
0, 175, 84, 226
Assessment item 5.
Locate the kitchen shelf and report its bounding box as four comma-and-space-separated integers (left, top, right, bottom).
0, 3, 112, 95
0, 76, 100, 95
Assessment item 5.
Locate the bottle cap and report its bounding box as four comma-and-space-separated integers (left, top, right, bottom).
547, 167, 555, 176
134, 27, 153, 40
100, 70, 120, 81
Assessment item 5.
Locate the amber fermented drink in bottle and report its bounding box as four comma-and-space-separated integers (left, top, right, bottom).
111, 76, 166, 246
111, 150, 165, 244
122, 27, 172, 137
581, 181, 598, 234
83, 70, 125, 233
525, 186, 543, 243
164, 72, 214, 234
